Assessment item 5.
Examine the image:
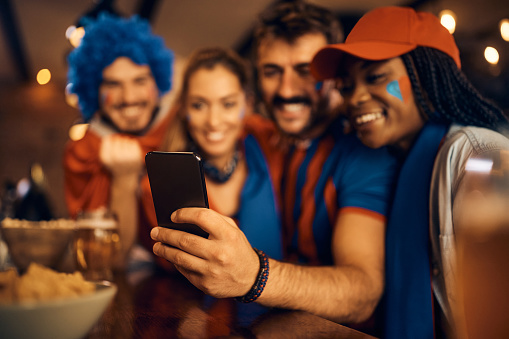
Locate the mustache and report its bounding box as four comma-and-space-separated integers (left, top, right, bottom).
272, 95, 312, 106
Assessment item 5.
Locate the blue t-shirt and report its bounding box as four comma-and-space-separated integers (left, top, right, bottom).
284, 121, 398, 264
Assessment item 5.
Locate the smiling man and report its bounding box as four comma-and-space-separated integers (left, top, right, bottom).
256, 32, 328, 136
98, 57, 160, 134
149, 2, 398, 335
252, 2, 398, 271
64, 13, 174, 268
254, 4, 341, 141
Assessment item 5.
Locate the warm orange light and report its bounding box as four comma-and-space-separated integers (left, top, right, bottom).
36, 69, 51, 85
67, 26, 86, 48
69, 123, 89, 141
484, 46, 500, 65
65, 83, 79, 108
500, 19, 509, 42
440, 10, 456, 34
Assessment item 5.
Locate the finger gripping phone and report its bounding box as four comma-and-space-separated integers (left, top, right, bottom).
145, 151, 209, 238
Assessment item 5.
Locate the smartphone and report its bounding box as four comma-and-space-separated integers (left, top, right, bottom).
145, 151, 209, 238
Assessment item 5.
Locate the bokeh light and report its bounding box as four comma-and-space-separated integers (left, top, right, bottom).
36, 69, 51, 85
69, 123, 89, 141
16, 178, 30, 198
31, 163, 45, 185
500, 19, 509, 42
484, 46, 500, 65
65, 83, 79, 108
67, 26, 86, 48
440, 10, 457, 34
65, 25, 76, 39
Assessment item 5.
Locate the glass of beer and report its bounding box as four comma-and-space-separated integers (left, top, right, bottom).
454, 150, 509, 339
74, 208, 120, 281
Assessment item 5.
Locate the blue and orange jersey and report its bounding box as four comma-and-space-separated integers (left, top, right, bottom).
243, 114, 286, 207
281, 119, 397, 265
244, 114, 397, 265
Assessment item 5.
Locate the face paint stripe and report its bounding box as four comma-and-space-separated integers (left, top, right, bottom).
398, 75, 412, 103
386, 80, 403, 101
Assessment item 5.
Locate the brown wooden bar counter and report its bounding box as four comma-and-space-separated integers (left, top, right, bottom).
85, 266, 377, 339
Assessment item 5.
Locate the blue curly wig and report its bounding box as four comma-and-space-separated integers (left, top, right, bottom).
67, 13, 174, 121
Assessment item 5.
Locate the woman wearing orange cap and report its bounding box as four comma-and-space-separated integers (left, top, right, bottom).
311, 6, 509, 339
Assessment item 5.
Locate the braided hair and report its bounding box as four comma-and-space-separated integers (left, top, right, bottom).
401, 47, 508, 132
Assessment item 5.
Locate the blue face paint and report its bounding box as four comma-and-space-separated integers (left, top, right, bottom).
387, 80, 403, 101
315, 81, 323, 91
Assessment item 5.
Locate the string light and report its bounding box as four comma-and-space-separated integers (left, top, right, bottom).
439, 10, 456, 34
484, 46, 500, 65
36, 69, 51, 85
66, 25, 85, 48
500, 19, 509, 42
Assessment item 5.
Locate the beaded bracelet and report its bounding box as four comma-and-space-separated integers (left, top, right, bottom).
235, 248, 269, 303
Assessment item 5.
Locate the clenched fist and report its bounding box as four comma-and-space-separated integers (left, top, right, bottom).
99, 135, 144, 177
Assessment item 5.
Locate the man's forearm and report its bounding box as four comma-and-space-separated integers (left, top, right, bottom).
149, 209, 386, 324
256, 259, 383, 324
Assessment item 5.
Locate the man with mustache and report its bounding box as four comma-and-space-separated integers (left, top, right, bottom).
150, 1, 397, 333
64, 13, 174, 268
253, 1, 360, 266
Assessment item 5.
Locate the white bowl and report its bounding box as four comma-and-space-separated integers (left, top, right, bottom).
0, 281, 117, 339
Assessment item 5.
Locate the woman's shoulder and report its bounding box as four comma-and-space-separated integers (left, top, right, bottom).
434, 124, 509, 177
445, 124, 509, 153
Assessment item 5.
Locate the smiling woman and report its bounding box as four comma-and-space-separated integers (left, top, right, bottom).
144, 46, 284, 260
334, 56, 424, 151
185, 64, 246, 177
311, 6, 509, 339
138, 46, 284, 328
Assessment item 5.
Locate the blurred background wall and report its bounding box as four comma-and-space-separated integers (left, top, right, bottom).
1, 0, 508, 218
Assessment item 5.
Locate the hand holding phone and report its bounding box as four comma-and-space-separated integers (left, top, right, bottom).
145, 151, 209, 238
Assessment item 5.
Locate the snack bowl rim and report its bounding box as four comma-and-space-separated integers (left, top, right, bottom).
0, 281, 117, 339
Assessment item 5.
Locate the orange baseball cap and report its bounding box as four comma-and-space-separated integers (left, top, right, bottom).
310, 6, 461, 80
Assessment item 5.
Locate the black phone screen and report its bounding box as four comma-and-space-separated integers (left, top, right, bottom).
145, 151, 209, 238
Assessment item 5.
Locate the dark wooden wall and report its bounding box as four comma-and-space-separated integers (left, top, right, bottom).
0, 80, 80, 218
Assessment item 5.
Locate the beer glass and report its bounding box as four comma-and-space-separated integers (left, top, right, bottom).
454, 150, 509, 338
74, 208, 120, 281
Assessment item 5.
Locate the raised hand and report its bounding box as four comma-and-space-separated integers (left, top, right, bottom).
99, 135, 144, 178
